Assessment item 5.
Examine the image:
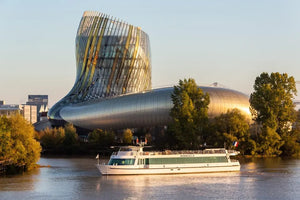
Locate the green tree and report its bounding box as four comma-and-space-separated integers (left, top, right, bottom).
0, 115, 41, 171
39, 127, 65, 148
207, 109, 256, 155
0, 116, 13, 161
256, 126, 284, 156
122, 129, 133, 144
88, 129, 115, 146
280, 109, 300, 156
63, 123, 78, 146
250, 72, 297, 131
250, 72, 297, 155
280, 127, 300, 156
169, 78, 210, 149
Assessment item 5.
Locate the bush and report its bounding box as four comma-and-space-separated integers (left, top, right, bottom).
63, 123, 78, 146
0, 114, 41, 171
88, 129, 115, 146
122, 129, 133, 144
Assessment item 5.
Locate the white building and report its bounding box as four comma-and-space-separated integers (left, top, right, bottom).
0, 103, 37, 124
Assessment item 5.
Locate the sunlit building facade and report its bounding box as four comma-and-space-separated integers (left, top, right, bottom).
26, 95, 48, 122
48, 11, 250, 130
0, 104, 37, 124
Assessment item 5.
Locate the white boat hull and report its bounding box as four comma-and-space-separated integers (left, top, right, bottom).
97, 162, 240, 175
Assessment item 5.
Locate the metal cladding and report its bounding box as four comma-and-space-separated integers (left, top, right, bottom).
49, 11, 151, 120
59, 87, 250, 130
48, 11, 251, 130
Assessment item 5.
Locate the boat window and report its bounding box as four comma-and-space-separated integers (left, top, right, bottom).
108, 159, 135, 165
146, 156, 228, 165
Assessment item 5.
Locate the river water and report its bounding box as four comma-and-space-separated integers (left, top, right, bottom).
0, 157, 299, 200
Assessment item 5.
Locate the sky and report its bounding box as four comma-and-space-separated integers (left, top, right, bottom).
1, 0, 300, 107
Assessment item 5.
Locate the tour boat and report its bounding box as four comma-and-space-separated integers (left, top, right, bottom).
96, 146, 240, 175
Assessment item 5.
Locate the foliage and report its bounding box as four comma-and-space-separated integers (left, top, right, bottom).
38, 123, 79, 154
280, 129, 300, 157
250, 72, 298, 156
88, 129, 115, 146
255, 126, 284, 156
280, 112, 300, 156
0, 114, 41, 170
39, 127, 65, 148
207, 109, 256, 155
168, 78, 210, 149
63, 123, 78, 146
122, 129, 133, 144
250, 72, 297, 132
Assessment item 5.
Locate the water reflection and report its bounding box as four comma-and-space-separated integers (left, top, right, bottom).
0, 157, 300, 200
0, 167, 40, 191
94, 172, 242, 199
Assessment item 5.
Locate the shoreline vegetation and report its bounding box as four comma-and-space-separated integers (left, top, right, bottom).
1, 73, 300, 175
0, 114, 41, 175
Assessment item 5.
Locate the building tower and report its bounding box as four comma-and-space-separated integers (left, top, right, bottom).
26, 95, 48, 122
49, 11, 151, 122
48, 11, 251, 130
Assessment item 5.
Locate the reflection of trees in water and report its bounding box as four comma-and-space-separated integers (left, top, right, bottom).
1, 158, 299, 200
0, 167, 40, 191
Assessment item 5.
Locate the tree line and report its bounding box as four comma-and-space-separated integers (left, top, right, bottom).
166, 74, 300, 156
1, 72, 300, 174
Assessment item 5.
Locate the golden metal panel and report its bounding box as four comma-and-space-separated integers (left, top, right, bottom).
114, 25, 133, 85
122, 27, 141, 93
79, 16, 103, 93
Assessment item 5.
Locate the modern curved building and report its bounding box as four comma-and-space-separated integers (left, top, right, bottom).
48, 11, 250, 130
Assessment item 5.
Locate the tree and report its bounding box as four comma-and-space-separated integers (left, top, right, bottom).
280, 127, 300, 156
39, 127, 65, 148
207, 109, 256, 155
250, 72, 297, 155
256, 126, 284, 156
88, 129, 115, 146
0, 114, 41, 171
0, 116, 13, 162
63, 123, 78, 146
250, 72, 297, 132
122, 129, 133, 144
169, 78, 210, 149
280, 110, 300, 156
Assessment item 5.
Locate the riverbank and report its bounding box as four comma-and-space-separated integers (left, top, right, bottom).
40, 144, 115, 157
0, 160, 25, 176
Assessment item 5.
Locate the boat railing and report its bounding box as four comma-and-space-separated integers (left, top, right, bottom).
142, 149, 227, 155
227, 150, 240, 155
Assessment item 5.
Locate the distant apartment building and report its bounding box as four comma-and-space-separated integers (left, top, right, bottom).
26, 95, 48, 122
0, 103, 37, 124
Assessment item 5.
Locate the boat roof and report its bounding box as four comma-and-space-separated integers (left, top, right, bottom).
119, 146, 142, 151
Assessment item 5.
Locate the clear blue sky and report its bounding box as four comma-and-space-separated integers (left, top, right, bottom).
1, 0, 300, 107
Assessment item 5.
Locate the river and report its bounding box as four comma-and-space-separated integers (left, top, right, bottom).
0, 157, 299, 200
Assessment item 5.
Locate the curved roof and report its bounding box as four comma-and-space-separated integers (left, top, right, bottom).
59, 87, 250, 130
